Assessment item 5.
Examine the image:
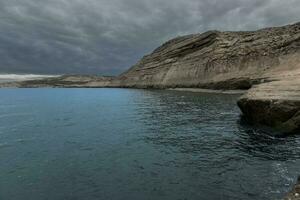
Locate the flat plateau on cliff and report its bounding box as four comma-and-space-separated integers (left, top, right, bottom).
238, 68, 300, 134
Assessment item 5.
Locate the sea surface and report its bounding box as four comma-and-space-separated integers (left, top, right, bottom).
0, 88, 299, 200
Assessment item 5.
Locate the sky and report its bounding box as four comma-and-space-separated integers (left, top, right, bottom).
0, 0, 300, 75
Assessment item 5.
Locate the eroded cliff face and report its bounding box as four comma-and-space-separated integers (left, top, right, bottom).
3, 22, 300, 90
111, 22, 300, 134
112, 22, 300, 89
2, 22, 300, 134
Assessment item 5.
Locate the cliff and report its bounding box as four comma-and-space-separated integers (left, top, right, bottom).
112, 22, 300, 90
5, 22, 300, 90
2, 22, 300, 134
111, 22, 300, 134
238, 69, 300, 134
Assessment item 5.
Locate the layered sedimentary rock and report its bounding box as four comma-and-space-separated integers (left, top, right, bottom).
112, 22, 300, 134
2, 22, 300, 134
238, 69, 300, 134
5, 22, 300, 91
112, 22, 300, 90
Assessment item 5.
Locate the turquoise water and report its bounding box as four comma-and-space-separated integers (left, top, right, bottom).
0, 88, 299, 200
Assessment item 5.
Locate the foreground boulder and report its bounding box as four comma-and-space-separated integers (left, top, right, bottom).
238, 70, 300, 134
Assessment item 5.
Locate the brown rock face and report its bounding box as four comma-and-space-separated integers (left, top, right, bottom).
2, 22, 299, 134
113, 21, 300, 134
112, 22, 300, 89
237, 74, 300, 134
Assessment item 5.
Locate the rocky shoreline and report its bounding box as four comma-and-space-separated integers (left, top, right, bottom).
1, 22, 300, 135
238, 71, 300, 135
1, 22, 300, 199
0, 75, 114, 88
284, 177, 300, 200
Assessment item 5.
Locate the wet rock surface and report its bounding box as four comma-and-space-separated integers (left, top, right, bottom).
238, 70, 300, 134
284, 177, 300, 200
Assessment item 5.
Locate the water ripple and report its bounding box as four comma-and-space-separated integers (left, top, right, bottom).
0, 89, 299, 200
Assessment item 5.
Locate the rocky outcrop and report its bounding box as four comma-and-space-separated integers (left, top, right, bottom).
112, 21, 300, 134
2, 22, 300, 134
284, 176, 300, 200
238, 70, 300, 134
5, 22, 300, 91
111, 22, 300, 90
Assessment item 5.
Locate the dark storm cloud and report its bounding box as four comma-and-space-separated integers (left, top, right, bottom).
0, 0, 300, 75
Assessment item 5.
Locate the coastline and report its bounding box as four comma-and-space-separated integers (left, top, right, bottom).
0, 74, 60, 83
0, 22, 299, 136
168, 88, 247, 94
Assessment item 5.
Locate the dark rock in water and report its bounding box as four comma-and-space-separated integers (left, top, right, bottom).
113, 21, 300, 134
237, 77, 300, 134
121, 22, 300, 134
284, 177, 300, 200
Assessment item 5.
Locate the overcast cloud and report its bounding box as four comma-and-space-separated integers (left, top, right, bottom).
0, 0, 300, 75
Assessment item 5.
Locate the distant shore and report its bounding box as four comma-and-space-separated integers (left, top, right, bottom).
0, 75, 247, 95
0, 74, 60, 83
